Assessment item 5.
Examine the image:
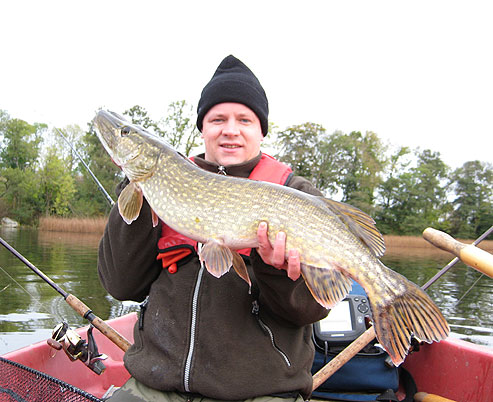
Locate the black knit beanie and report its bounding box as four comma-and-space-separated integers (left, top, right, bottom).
196, 55, 269, 136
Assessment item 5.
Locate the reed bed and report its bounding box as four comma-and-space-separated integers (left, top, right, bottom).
39, 216, 108, 234
384, 234, 493, 257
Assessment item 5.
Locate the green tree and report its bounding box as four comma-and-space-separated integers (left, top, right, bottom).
375, 146, 412, 233
161, 100, 201, 156
449, 161, 493, 238
124, 102, 201, 157
72, 121, 121, 215
39, 146, 76, 216
0, 167, 42, 223
0, 116, 45, 223
56, 124, 86, 172
276, 127, 387, 213
0, 118, 44, 170
328, 131, 387, 214
375, 149, 449, 235
124, 105, 157, 130
276, 122, 338, 193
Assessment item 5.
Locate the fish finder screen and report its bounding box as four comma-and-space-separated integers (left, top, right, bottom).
318, 300, 353, 332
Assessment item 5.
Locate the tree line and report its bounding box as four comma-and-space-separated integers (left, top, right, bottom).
1, 104, 492, 239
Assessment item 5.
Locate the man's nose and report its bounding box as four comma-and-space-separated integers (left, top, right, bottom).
222, 118, 240, 135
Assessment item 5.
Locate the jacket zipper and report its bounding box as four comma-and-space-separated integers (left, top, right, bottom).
183, 245, 205, 393
251, 300, 292, 367
184, 169, 224, 391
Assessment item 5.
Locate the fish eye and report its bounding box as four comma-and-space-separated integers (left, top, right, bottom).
121, 126, 131, 136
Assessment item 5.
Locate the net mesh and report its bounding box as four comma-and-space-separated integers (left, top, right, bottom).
0, 357, 102, 402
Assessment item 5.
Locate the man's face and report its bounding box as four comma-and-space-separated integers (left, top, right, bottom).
201, 103, 263, 166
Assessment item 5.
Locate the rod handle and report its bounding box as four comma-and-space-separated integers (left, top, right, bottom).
312, 326, 376, 391
423, 228, 493, 278
65, 294, 132, 352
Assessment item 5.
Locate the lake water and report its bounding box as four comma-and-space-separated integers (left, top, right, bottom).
0, 227, 492, 356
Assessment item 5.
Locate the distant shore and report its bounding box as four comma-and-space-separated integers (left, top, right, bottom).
38, 217, 493, 253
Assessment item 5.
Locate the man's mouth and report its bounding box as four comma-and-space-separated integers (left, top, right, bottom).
221, 144, 241, 149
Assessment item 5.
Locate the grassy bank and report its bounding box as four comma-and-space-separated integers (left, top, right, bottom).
39, 216, 108, 234
38, 217, 493, 253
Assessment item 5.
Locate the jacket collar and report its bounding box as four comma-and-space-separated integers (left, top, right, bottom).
192, 153, 262, 178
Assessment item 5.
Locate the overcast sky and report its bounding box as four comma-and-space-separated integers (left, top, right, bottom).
1, 0, 492, 169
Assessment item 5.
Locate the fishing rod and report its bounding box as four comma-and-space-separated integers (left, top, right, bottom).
54, 127, 115, 207
312, 225, 493, 391
0, 236, 131, 354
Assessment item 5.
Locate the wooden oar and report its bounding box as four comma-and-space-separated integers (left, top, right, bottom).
0, 236, 131, 352
414, 391, 457, 402
423, 228, 493, 278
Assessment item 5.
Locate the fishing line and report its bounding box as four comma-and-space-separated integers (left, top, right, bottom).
454, 274, 484, 307
54, 127, 115, 207
0, 263, 51, 314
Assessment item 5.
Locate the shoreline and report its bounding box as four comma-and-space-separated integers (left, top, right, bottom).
35, 217, 493, 254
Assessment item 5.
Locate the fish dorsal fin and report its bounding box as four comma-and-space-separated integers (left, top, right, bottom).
321, 198, 386, 258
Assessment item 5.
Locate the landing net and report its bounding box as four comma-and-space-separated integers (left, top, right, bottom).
0, 357, 102, 402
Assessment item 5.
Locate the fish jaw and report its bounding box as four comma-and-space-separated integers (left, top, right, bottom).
93, 110, 122, 160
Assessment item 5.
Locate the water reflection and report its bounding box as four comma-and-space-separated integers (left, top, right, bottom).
0, 227, 139, 355
0, 227, 492, 356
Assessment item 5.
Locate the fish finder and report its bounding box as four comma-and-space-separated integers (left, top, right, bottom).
313, 294, 370, 345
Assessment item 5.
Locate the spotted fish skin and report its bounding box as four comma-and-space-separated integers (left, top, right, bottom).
94, 110, 449, 366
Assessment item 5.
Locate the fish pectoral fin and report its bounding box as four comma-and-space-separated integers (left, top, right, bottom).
118, 182, 143, 224
300, 263, 353, 309
320, 198, 386, 258
370, 281, 450, 366
232, 251, 252, 292
199, 240, 233, 278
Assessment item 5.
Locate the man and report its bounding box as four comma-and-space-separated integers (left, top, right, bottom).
99, 55, 328, 401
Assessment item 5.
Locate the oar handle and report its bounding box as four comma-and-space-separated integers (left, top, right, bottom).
65, 294, 131, 352
312, 326, 376, 391
414, 391, 457, 402
423, 228, 493, 278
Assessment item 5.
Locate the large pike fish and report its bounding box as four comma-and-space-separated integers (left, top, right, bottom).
94, 110, 449, 365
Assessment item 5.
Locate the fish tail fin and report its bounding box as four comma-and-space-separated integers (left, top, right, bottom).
369, 281, 449, 366
301, 264, 353, 309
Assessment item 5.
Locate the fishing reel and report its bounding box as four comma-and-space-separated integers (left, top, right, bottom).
47, 322, 107, 375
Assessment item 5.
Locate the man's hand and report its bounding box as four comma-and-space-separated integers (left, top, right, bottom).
256, 222, 301, 281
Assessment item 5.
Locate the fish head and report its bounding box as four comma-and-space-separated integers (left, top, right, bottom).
94, 110, 162, 181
